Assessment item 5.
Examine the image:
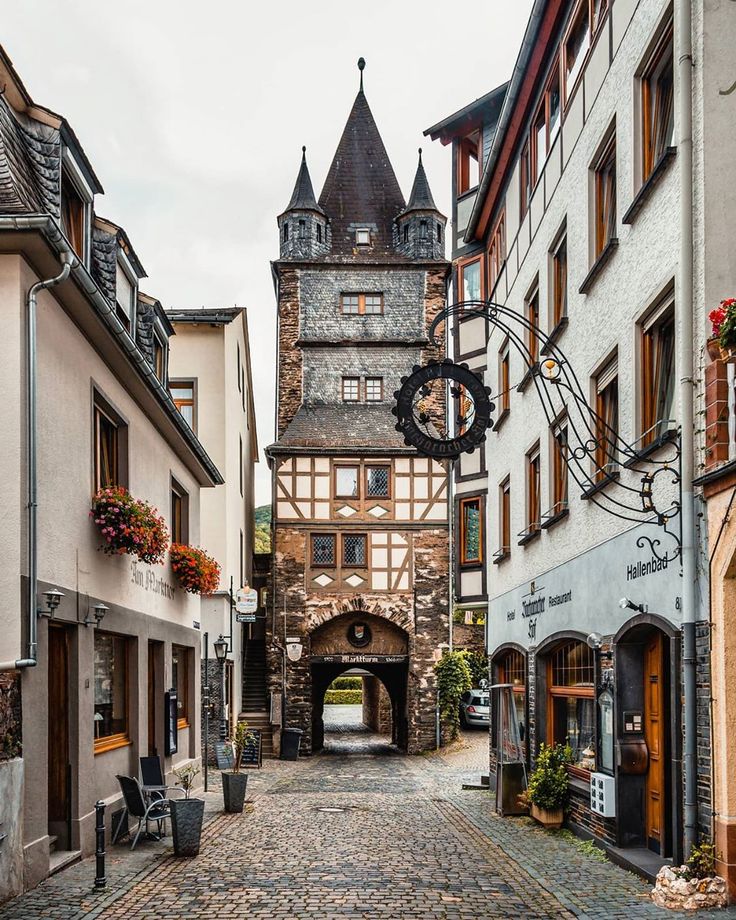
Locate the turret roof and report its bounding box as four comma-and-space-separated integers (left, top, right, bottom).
281, 146, 324, 216
401, 148, 438, 214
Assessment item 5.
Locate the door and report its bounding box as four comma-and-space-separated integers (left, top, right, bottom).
644, 633, 665, 853
148, 642, 157, 756
48, 624, 70, 848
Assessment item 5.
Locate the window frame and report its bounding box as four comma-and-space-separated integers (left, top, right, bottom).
341, 376, 361, 403
365, 464, 391, 499
60, 149, 93, 265
593, 130, 617, 260
640, 19, 675, 186
170, 476, 189, 545
458, 255, 485, 304
172, 644, 191, 730
169, 378, 197, 431
340, 293, 384, 316
550, 226, 568, 330
460, 496, 483, 566
499, 477, 511, 559
519, 139, 531, 220
594, 355, 619, 481
334, 464, 360, 500
457, 131, 481, 196
341, 532, 368, 569
498, 338, 511, 417
550, 418, 569, 517
93, 390, 128, 495
311, 533, 337, 568
524, 281, 541, 365
546, 639, 596, 776
526, 443, 541, 536
640, 293, 676, 447
488, 211, 506, 296
93, 631, 130, 754
355, 228, 371, 246
365, 377, 384, 402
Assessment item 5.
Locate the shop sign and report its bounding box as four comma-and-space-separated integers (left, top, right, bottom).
311, 654, 408, 665
236, 613, 256, 623
236, 586, 258, 614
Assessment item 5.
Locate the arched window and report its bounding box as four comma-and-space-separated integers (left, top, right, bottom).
546, 640, 595, 772
497, 649, 527, 748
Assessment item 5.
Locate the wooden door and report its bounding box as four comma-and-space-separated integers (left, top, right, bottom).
47, 624, 70, 846
644, 633, 665, 853
148, 642, 157, 756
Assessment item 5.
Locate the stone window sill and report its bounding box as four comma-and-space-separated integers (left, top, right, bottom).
579, 238, 619, 295
517, 365, 537, 393
541, 317, 569, 355
94, 734, 132, 756
622, 147, 677, 225
494, 407, 510, 432
492, 548, 511, 565
581, 470, 620, 499
517, 527, 541, 547
540, 505, 569, 530
623, 428, 678, 468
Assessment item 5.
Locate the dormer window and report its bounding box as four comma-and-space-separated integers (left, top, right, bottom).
60, 150, 93, 264
355, 228, 371, 246
153, 331, 167, 382
115, 254, 137, 335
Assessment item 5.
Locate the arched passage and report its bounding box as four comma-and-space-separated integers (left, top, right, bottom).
309, 612, 409, 753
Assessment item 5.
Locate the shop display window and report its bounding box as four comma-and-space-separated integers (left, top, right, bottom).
547, 640, 595, 772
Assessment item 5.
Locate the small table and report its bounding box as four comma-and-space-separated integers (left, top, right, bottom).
141, 785, 168, 840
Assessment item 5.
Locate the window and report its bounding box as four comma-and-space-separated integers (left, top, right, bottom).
547, 640, 595, 771
547, 65, 561, 146
403, 225, 409, 244
593, 132, 617, 259
342, 534, 367, 567
437, 223, 443, 243
551, 420, 569, 516
519, 140, 531, 219
170, 381, 195, 429
594, 357, 618, 481
317, 223, 323, 243
366, 465, 390, 498
171, 478, 189, 545
551, 231, 568, 328
355, 228, 371, 246
458, 131, 481, 195
341, 377, 360, 402
299, 219, 306, 238
498, 649, 527, 746
499, 477, 511, 557
525, 284, 541, 365
498, 339, 510, 415
283, 222, 289, 242
641, 297, 676, 446
335, 465, 359, 498
420, 220, 428, 239
172, 644, 190, 728
564, 0, 591, 100
532, 104, 547, 188
340, 293, 384, 315
488, 212, 506, 294
459, 257, 483, 303
94, 396, 126, 493
153, 333, 166, 381
61, 170, 86, 258
115, 260, 136, 333
94, 632, 129, 752
457, 385, 473, 435
460, 497, 483, 565
526, 444, 541, 535
365, 377, 383, 402
641, 23, 674, 183
312, 534, 336, 567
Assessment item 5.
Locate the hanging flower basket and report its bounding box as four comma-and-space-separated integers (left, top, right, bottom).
170, 544, 221, 595
91, 487, 169, 564
709, 298, 736, 363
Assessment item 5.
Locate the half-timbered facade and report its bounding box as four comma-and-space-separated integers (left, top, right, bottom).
267, 67, 451, 755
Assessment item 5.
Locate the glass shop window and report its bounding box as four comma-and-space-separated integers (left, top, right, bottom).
94, 632, 129, 752
547, 640, 595, 771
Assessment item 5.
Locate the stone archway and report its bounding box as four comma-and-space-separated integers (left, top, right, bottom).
309, 611, 409, 753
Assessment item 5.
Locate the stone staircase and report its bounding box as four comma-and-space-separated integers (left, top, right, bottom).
239, 639, 274, 758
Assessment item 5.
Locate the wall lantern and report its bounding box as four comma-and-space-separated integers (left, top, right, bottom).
213, 635, 229, 661
619, 597, 649, 614
85, 603, 109, 628
39, 588, 64, 619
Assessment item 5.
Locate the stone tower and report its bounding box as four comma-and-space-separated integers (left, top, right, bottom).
266, 61, 451, 756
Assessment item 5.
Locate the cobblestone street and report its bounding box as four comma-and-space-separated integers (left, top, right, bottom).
2, 730, 735, 920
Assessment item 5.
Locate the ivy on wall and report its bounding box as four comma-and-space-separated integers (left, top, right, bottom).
435, 651, 472, 742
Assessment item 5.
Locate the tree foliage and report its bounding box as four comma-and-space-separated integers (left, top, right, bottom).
459, 650, 488, 688
435, 651, 472, 741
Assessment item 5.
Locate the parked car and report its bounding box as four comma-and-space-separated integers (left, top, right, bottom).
460, 689, 490, 728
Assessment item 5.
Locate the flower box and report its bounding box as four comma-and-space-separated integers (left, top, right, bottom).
91, 487, 168, 564
709, 299, 736, 363
170, 544, 221, 595
530, 803, 564, 829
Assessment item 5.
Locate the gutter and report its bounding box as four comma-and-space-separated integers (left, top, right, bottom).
0, 215, 223, 487
675, 0, 697, 858
464, 0, 547, 243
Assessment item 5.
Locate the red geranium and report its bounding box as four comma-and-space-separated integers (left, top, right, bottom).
91, 487, 169, 565
710, 298, 736, 340
170, 544, 221, 595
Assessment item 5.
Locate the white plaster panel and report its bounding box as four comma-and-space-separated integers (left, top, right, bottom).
414, 478, 429, 499
372, 548, 388, 568
612, 0, 638, 52
372, 571, 389, 591
505, 162, 521, 243
517, 212, 530, 266
545, 136, 562, 206
314, 504, 329, 520
461, 569, 483, 597
395, 459, 410, 473
314, 477, 329, 499
562, 85, 585, 167
395, 503, 410, 520
296, 457, 310, 472
277, 501, 297, 518
584, 31, 611, 117
395, 477, 411, 499
295, 476, 311, 498
458, 451, 482, 479
314, 457, 330, 472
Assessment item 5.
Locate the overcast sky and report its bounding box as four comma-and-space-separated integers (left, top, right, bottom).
5, 0, 533, 504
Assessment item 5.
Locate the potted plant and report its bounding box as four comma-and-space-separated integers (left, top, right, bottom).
652, 842, 728, 910
91, 487, 169, 564
709, 298, 736, 362
526, 743, 571, 829
222, 721, 255, 814
170, 544, 221, 595
170, 763, 204, 856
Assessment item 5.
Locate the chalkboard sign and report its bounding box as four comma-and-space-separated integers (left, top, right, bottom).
240, 728, 262, 769
214, 741, 234, 770
164, 691, 178, 756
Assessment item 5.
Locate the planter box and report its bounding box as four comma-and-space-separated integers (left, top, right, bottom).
720, 343, 736, 364
170, 797, 205, 857
222, 772, 248, 814
530, 803, 564, 829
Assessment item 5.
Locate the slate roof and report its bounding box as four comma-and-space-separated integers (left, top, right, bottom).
282, 147, 324, 216
0, 94, 60, 216
401, 149, 438, 215
275, 403, 408, 450
91, 224, 117, 302
317, 89, 406, 260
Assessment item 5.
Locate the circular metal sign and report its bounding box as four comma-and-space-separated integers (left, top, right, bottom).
392, 359, 494, 459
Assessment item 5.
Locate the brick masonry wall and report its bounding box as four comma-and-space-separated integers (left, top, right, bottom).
200, 659, 222, 766
277, 267, 302, 436
704, 356, 729, 469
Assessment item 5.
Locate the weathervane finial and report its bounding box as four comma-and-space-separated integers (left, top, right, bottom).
358, 57, 366, 91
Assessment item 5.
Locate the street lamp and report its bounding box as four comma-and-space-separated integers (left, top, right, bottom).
213, 635, 229, 741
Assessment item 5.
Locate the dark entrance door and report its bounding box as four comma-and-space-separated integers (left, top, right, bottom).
148, 641, 158, 756
645, 633, 665, 853
48, 623, 71, 849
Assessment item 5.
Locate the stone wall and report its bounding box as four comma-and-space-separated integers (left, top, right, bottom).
0, 671, 21, 761
200, 659, 222, 766
696, 620, 712, 841
276, 267, 302, 436
362, 675, 392, 734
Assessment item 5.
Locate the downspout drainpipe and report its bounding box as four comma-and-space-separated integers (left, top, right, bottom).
1, 251, 74, 672
676, 0, 697, 858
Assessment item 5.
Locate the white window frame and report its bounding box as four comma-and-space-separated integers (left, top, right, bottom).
61, 147, 93, 267
115, 249, 138, 339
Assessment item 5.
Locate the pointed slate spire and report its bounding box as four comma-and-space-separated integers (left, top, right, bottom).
282, 146, 325, 215
318, 60, 406, 257
402, 148, 438, 214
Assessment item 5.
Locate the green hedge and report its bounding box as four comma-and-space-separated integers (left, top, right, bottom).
331, 676, 362, 690
324, 689, 363, 705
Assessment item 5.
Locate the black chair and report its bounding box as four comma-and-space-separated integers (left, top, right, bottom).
113, 775, 171, 850
139, 755, 185, 802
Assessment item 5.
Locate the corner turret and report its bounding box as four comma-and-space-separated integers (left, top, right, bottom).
396, 149, 446, 260
277, 147, 330, 260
